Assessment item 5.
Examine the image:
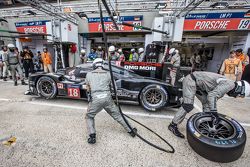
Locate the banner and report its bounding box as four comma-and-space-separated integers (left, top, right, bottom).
15, 20, 49, 34
88, 16, 143, 33
184, 12, 250, 31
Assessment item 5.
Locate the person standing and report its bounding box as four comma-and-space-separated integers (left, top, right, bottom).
169, 48, 180, 86
168, 71, 250, 138
5, 44, 27, 86
129, 48, 138, 62
96, 46, 104, 58
235, 49, 249, 79
1, 45, 12, 81
20, 46, 34, 79
220, 50, 242, 81
108, 46, 119, 61
117, 48, 125, 62
88, 49, 97, 61
80, 49, 87, 64
85, 58, 137, 144
138, 48, 145, 62
0, 46, 4, 79
41, 47, 53, 73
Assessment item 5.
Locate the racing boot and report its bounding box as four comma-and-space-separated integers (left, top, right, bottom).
128, 128, 137, 137
9, 76, 12, 80
21, 80, 28, 85
14, 81, 17, 86
0, 76, 3, 79
168, 122, 185, 139
88, 133, 96, 144
3, 77, 7, 81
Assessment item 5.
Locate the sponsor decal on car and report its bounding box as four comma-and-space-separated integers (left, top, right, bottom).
57, 83, 64, 89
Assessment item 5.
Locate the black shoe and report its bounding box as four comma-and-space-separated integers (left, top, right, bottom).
0, 76, 3, 79
128, 128, 137, 137
21, 80, 28, 85
14, 81, 17, 86
3, 77, 7, 81
88, 133, 96, 144
168, 122, 185, 139
9, 76, 12, 80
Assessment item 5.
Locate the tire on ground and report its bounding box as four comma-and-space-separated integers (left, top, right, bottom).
140, 84, 168, 112
36, 76, 57, 99
187, 112, 246, 163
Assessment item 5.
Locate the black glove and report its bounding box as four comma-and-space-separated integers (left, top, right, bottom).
87, 92, 92, 102
7, 66, 11, 71
211, 112, 220, 125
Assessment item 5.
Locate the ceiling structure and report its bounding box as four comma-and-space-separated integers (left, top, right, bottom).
0, 0, 249, 19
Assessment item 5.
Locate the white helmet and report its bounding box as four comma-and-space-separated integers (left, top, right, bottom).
92, 58, 104, 69
228, 80, 250, 97
169, 48, 177, 55
131, 48, 135, 52
98, 46, 102, 49
138, 48, 144, 53
118, 49, 122, 53
80, 49, 86, 54
109, 46, 115, 52
7, 44, 15, 48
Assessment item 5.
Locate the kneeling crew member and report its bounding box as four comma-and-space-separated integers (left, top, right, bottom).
168, 71, 250, 138
85, 58, 137, 144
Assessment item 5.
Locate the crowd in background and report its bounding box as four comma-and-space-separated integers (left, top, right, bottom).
0, 44, 53, 86
79, 45, 145, 63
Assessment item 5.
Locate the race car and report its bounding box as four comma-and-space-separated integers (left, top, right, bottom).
28, 62, 183, 111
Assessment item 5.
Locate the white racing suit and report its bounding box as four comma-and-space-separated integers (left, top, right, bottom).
173, 71, 235, 124
85, 68, 131, 135
170, 53, 180, 86
5, 52, 24, 83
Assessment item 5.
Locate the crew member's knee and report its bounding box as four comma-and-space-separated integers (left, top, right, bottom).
182, 103, 194, 113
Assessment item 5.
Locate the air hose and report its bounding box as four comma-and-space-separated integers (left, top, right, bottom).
98, 0, 175, 154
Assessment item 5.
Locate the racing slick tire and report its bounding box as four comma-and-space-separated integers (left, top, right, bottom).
140, 84, 168, 112
187, 112, 246, 163
36, 76, 57, 99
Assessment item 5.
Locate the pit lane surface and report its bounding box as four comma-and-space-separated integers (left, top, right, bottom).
0, 80, 250, 167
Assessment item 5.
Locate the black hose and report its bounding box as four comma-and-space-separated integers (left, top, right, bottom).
98, 0, 175, 154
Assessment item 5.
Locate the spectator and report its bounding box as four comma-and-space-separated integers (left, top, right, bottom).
88, 49, 97, 61
129, 48, 138, 62
220, 50, 242, 81
20, 46, 34, 79
190, 53, 201, 71
41, 47, 53, 73
236, 49, 249, 72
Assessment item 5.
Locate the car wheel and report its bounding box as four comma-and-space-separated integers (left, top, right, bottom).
36, 76, 57, 99
140, 84, 168, 111
187, 112, 246, 163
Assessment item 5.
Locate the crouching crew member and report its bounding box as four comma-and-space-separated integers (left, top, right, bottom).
85, 58, 137, 144
5, 44, 27, 86
168, 71, 250, 138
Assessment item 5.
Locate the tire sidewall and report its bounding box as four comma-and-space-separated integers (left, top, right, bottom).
140, 84, 168, 111
36, 76, 57, 99
187, 112, 246, 162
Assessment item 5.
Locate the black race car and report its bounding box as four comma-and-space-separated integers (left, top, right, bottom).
28, 62, 182, 111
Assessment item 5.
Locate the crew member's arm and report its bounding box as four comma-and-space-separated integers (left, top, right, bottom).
219, 61, 226, 75
207, 80, 235, 112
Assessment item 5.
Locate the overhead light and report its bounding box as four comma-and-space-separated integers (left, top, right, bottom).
77, 12, 88, 19
22, 10, 36, 15
210, 2, 229, 9
155, 3, 167, 9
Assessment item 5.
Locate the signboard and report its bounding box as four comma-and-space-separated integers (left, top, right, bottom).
184, 12, 250, 31
15, 20, 49, 34
88, 16, 143, 33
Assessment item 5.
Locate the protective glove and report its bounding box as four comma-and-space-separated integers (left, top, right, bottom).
210, 112, 220, 125
87, 92, 92, 102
